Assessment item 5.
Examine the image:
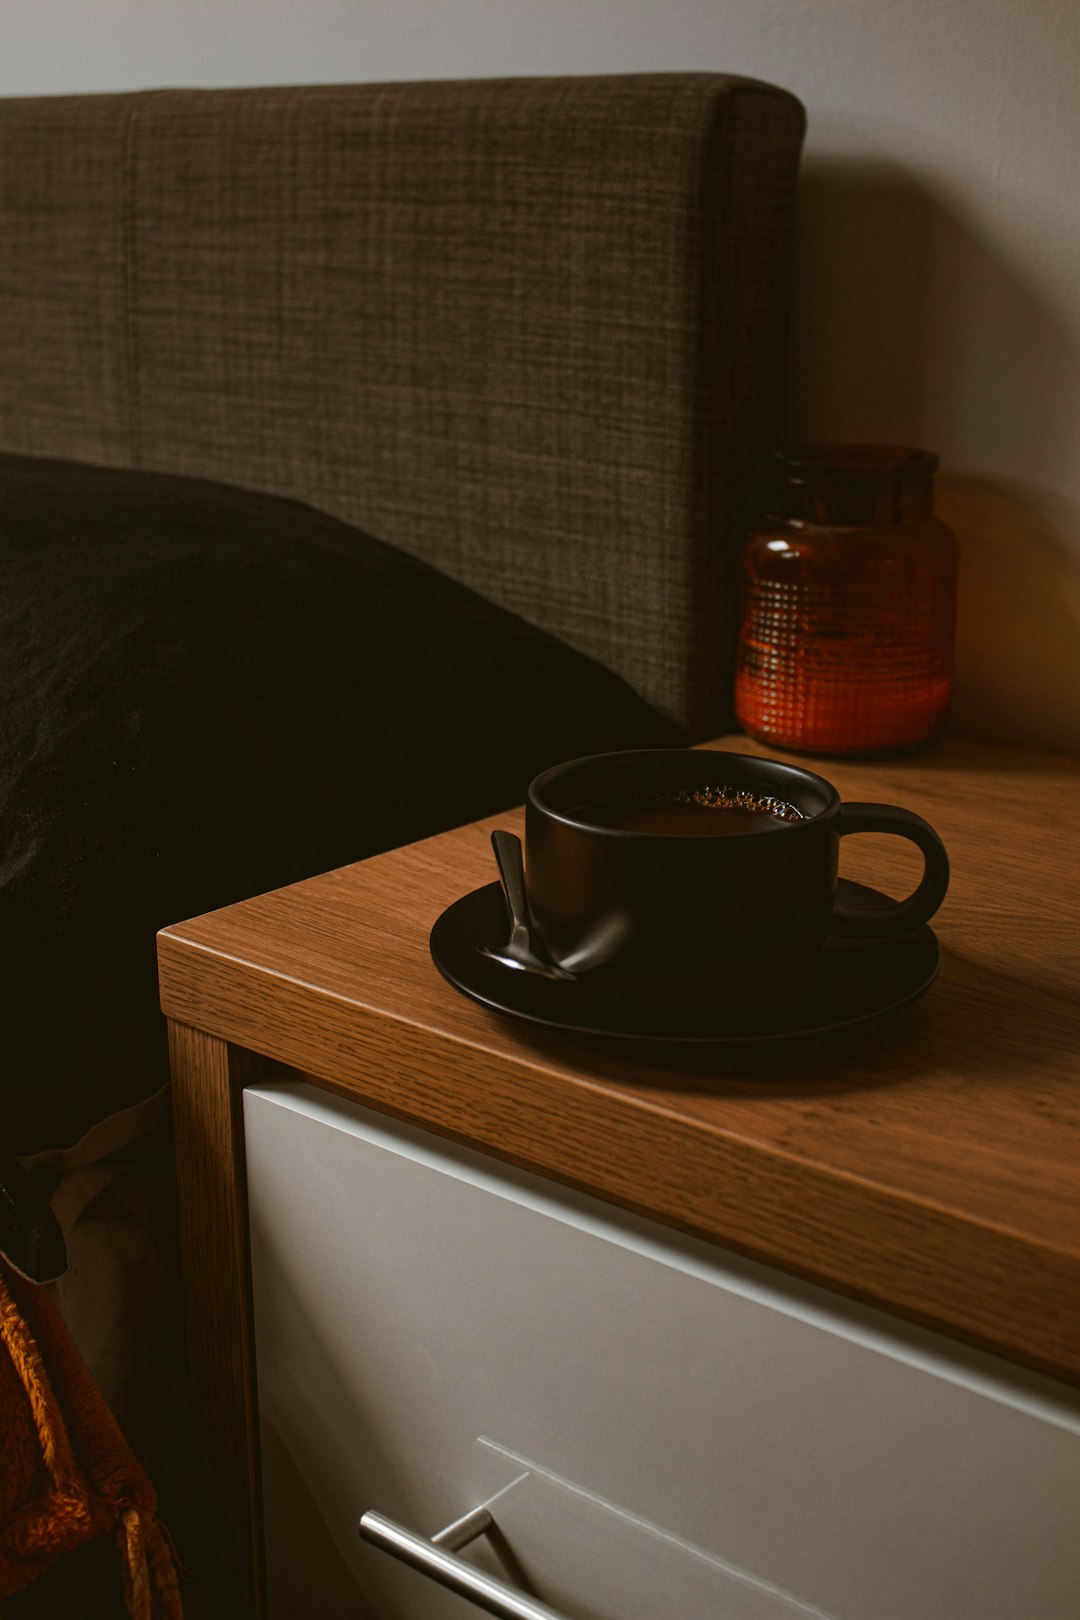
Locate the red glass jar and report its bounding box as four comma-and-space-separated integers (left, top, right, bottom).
734, 446, 958, 755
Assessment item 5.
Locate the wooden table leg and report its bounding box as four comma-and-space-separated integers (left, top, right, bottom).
169, 1021, 266, 1619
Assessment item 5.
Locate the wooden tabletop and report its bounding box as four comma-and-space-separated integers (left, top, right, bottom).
159, 734, 1080, 1387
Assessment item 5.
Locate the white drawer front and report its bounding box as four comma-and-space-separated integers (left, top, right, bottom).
245, 1080, 1080, 1620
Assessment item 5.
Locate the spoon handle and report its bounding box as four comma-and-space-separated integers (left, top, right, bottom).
490, 829, 529, 930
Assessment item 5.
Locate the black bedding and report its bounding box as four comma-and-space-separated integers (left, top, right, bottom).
0, 454, 678, 1154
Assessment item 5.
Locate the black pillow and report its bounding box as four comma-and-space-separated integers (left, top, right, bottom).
0, 454, 679, 1153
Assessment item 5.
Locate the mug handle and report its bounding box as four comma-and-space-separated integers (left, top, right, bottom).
832, 803, 950, 939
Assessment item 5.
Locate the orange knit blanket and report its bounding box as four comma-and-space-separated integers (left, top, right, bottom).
0, 1256, 182, 1616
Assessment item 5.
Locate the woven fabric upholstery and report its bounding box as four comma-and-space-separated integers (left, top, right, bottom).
0, 75, 804, 734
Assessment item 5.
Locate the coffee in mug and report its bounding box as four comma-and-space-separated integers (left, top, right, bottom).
571, 785, 805, 837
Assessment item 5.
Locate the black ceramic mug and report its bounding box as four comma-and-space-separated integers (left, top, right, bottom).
524, 750, 949, 993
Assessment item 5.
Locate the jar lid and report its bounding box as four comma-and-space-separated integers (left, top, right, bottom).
768, 445, 939, 526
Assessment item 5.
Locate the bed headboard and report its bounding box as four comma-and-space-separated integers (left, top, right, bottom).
0, 74, 804, 736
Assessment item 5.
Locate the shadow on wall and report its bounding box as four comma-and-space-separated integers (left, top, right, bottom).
787, 157, 1080, 755
938, 473, 1080, 754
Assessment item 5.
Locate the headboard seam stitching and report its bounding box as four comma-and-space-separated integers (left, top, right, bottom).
119, 94, 150, 469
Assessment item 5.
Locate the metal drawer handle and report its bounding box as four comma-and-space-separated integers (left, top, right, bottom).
359, 1504, 575, 1620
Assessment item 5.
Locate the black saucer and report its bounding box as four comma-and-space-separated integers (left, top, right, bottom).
429, 880, 940, 1048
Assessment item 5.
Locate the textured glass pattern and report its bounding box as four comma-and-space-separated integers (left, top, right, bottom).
735, 522, 958, 754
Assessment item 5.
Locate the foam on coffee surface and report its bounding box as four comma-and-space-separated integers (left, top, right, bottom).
648, 786, 805, 822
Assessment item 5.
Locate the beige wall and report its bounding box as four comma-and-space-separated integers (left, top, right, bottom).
5, 0, 1078, 751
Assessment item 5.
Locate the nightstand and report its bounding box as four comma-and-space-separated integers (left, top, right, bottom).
158, 736, 1080, 1620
